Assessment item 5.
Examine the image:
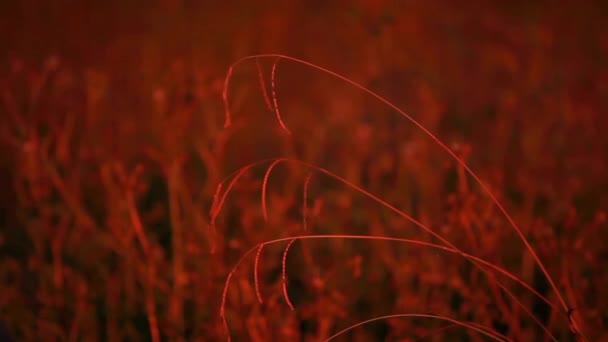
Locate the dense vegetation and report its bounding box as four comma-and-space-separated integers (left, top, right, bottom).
1, 1, 606, 340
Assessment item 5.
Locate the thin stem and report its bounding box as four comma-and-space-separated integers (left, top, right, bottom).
325, 313, 511, 342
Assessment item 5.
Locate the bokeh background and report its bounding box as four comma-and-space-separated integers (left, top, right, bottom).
1, 1, 607, 341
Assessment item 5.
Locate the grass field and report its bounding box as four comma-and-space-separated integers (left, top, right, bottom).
0, 1, 606, 341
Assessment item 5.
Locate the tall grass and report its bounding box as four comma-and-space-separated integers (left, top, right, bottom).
217, 55, 587, 341
1, 32, 605, 340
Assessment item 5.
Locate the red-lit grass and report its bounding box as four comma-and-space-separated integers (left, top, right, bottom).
215, 159, 558, 341
326, 313, 512, 341
280, 238, 297, 311
256, 58, 274, 113
221, 234, 558, 341
218, 55, 586, 340
302, 171, 314, 231
270, 58, 290, 135
261, 159, 283, 222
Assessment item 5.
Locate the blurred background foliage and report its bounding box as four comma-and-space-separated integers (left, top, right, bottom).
0, 0, 607, 340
